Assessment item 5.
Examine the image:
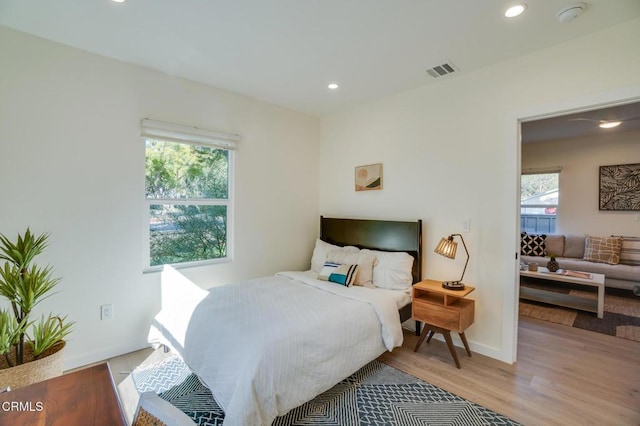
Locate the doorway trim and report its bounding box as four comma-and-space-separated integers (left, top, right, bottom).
504, 84, 640, 363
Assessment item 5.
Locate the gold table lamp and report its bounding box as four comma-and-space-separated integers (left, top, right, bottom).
434, 233, 469, 290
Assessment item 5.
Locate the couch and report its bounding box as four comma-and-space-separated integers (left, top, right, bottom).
520, 233, 640, 292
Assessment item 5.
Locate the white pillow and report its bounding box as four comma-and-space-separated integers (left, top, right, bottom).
310, 239, 359, 273
326, 250, 377, 288
360, 249, 414, 291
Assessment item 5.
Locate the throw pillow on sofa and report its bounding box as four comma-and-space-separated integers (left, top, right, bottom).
583, 235, 623, 265
545, 235, 565, 258
613, 235, 640, 266
521, 232, 546, 256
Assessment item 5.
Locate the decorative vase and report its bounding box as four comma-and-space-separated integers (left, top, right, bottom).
547, 256, 560, 272
0, 341, 66, 389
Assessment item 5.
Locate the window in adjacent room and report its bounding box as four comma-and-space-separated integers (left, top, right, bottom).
141, 119, 240, 270
520, 170, 560, 235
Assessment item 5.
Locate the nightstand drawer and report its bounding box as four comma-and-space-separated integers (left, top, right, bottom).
413, 298, 474, 332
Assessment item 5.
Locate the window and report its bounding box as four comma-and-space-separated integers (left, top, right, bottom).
520, 171, 559, 234
141, 119, 239, 269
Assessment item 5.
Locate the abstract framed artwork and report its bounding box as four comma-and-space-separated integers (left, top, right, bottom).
355, 163, 382, 191
599, 163, 640, 211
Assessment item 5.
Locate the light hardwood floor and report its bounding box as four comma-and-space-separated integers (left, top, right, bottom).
380, 316, 640, 426
102, 316, 640, 426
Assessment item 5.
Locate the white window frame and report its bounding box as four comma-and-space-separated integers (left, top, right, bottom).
520, 167, 561, 234
141, 119, 240, 272
520, 167, 561, 211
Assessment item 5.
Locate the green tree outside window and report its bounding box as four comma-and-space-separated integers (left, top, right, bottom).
145, 140, 230, 267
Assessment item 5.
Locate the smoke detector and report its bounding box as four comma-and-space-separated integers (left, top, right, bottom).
557, 3, 587, 23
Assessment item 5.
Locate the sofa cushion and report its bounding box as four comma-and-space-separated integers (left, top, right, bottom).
616, 236, 640, 266
563, 235, 586, 259
521, 233, 546, 256
552, 258, 639, 282
583, 235, 623, 265
545, 235, 565, 258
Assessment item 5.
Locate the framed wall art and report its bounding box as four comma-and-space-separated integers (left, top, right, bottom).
355, 163, 382, 191
599, 163, 640, 211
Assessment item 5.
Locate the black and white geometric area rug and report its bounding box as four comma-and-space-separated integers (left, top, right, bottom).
131, 355, 520, 426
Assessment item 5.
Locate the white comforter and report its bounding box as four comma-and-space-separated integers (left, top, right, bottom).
148, 267, 403, 426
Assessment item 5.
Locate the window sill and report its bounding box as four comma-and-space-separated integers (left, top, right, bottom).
143, 257, 231, 274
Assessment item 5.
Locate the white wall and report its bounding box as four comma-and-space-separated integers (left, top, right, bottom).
2, 17, 639, 370
523, 130, 640, 236
0, 26, 320, 369
319, 19, 640, 362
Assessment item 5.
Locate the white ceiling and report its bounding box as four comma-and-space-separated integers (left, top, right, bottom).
1, 0, 639, 120
522, 101, 640, 143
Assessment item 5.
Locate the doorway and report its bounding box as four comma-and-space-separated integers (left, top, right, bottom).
507, 87, 640, 363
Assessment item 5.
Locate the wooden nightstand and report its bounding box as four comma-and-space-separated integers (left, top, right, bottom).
412, 279, 475, 368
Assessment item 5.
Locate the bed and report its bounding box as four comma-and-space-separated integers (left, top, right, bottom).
148, 216, 423, 425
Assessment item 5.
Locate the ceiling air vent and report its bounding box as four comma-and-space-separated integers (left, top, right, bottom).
426, 62, 457, 78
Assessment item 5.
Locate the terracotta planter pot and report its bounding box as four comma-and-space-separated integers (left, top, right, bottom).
0, 341, 66, 389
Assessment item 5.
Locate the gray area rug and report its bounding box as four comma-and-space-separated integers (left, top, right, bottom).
131, 355, 520, 425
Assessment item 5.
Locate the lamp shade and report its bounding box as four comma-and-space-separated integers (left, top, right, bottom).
434, 233, 469, 288
434, 236, 457, 259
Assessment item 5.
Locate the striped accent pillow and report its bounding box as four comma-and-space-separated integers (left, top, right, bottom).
328, 264, 359, 286
318, 261, 341, 281
318, 262, 359, 286
583, 235, 622, 265
326, 250, 377, 287
614, 236, 640, 266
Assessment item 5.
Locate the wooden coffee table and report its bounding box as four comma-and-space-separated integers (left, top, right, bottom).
520, 267, 605, 319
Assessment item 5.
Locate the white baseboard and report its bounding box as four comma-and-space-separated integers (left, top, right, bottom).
402, 322, 509, 364
63, 340, 151, 371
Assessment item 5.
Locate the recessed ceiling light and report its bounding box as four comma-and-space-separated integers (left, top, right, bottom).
599, 121, 621, 129
505, 4, 527, 18
328, 83, 339, 90
112, 0, 125, 3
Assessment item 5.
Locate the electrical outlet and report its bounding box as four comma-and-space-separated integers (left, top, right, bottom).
101, 304, 113, 320
462, 219, 470, 233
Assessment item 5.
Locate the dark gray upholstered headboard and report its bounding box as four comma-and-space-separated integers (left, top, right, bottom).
319, 216, 423, 285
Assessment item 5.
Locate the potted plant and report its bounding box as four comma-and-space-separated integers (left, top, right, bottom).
0, 229, 74, 388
